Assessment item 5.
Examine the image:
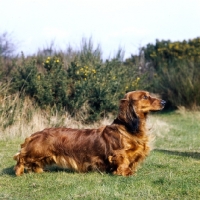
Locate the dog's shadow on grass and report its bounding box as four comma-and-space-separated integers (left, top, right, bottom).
2, 166, 16, 177
44, 166, 75, 173
2, 165, 75, 177
154, 149, 200, 160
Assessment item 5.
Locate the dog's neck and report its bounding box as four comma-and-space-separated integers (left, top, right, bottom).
113, 111, 148, 135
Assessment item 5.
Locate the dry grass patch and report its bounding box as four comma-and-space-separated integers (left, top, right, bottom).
0, 94, 114, 140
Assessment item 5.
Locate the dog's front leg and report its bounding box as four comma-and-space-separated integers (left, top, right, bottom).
108, 153, 133, 176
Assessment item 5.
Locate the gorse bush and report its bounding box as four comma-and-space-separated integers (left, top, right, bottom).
142, 38, 200, 109
1, 33, 200, 121
12, 55, 68, 110
142, 38, 200, 69
39, 56, 67, 109
64, 41, 142, 122
7, 39, 143, 122
66, 56, 140, 121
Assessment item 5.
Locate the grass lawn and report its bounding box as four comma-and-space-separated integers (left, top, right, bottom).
0, 111, 200, 200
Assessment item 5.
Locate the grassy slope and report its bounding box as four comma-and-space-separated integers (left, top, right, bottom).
0, 112, 200, 200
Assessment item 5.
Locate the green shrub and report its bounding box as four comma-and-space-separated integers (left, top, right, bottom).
37, 56, 67, 109
65, 42, 142, 122
2, 38, 145, 123
142, 38, 200, 109
11, 55, 68, 110
152, 60, 200, 109
11, 57, 38, 96
142, 38, 200, 69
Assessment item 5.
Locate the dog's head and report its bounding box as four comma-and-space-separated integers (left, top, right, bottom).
116, 90, 166, 133
124, 90, 166, 113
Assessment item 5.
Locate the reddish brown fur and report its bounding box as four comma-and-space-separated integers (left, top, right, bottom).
13, 90, 165, 176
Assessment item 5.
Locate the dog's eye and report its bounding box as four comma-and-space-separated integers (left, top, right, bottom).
143, 95, 149, 99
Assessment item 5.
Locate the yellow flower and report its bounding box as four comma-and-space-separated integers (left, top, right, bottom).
56, 59, 59, 63
46, 60, 49, 63
47, 57, 50, 60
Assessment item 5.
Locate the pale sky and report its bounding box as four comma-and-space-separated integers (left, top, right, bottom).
1, 0, 200, 58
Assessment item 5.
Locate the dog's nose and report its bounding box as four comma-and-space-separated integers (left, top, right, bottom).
161, 100, 166, 106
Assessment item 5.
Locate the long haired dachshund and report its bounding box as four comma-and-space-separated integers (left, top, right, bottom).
13, 90, 166, 176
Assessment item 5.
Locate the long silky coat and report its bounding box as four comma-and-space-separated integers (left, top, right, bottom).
14, 90, 165, 176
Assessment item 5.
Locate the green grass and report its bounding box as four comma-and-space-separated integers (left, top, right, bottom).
0, 111, 200, 200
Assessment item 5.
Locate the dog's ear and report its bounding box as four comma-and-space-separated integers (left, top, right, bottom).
118, 99, 129, 122
117, 99, 139, 133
